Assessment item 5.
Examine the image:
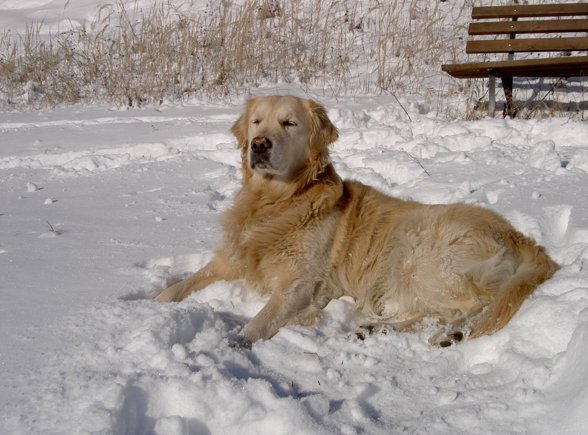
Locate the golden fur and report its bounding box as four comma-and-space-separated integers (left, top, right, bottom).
155, 95, 557, 345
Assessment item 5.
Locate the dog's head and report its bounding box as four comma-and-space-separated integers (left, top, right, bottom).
231, 95, 338, 183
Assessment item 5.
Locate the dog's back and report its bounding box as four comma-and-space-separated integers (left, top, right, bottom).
328, 180, 558, 343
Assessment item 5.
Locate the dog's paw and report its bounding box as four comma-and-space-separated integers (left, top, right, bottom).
153, 287, 175, 302
242, 315, 282, 343
428, 330, 465, 347
228, 335, 252, 350
153, 281, 184, 302
354, 323, 390, 340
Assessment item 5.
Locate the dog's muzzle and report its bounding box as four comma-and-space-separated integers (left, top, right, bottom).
249, 136, 273, 169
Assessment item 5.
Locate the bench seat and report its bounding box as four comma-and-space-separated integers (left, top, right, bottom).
442, 55, 588, 79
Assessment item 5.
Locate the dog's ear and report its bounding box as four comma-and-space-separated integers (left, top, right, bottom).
304, 99, 337, 181
306, 99, 339, 149
231, 97, 258, 180
231, 97, 258, 149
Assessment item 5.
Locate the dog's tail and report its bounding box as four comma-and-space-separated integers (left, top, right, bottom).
469, 238, 558, 338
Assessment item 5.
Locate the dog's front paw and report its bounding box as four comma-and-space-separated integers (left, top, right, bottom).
242, 322, 264, 343
243, 318, 278, 343
228, 334, 252, 350
153, 282, 182, 302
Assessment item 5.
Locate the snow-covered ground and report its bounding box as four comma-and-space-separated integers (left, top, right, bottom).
2, 1, 588, 434
2, 91, 588, 435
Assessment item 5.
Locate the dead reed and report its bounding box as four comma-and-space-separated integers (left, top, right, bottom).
0, 0, 471, 111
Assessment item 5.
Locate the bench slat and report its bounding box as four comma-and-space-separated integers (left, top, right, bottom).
466, 37, 588, 53
469, 19, 588, 36
472, 4, 588, 19
442, 55, 588, 79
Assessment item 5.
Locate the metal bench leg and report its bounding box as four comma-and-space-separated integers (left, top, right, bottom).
488, 74, 496, 117
502, 76, 517, 118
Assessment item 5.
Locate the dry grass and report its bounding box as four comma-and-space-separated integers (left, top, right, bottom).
0, 0, 475, 111
2, 0, 584, 118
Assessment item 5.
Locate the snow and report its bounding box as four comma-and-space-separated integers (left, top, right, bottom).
2, 1, 588, 435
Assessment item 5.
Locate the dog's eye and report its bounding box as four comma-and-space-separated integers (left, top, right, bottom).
282, 120, 297, 127
251, 119, 261, 125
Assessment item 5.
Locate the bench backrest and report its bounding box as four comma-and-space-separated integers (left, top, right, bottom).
466, 3, 588, 55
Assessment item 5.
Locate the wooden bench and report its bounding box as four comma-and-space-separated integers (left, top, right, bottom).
442, 3, 588, 117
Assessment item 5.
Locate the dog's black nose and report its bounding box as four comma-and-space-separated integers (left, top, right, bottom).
251, 136, 272, 153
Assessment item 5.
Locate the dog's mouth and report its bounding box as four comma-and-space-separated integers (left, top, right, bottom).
249, 152, 273, 170
249, 136, 278, 172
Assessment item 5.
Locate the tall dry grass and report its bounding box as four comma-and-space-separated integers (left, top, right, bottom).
0, 0, 473, 111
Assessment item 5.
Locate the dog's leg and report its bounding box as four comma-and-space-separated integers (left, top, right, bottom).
242, 292, 289, 342
154, 255, 236, 302
356, 314, 426, 340
243, 280, 327, 342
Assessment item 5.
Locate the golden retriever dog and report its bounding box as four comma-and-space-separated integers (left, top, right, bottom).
155, 95, 557, 346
